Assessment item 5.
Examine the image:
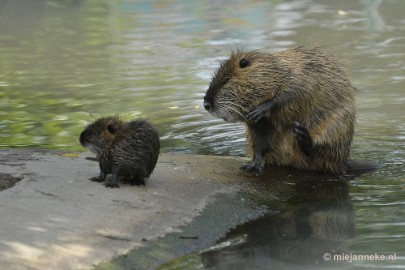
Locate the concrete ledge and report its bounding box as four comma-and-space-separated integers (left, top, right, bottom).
0, 149, 249, 270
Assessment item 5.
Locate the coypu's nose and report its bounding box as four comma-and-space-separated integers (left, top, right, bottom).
203, 101, 212, 112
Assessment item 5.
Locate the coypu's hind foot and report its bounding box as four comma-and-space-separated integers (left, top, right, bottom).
240, 161, 263, 172
292, 121, 315, 156
246, 100, 274, 123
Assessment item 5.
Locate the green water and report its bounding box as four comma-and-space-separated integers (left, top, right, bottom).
1, 0, 404, 269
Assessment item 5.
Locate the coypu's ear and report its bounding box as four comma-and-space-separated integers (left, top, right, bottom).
107, 124, 118, 134
239, 58, 250, 69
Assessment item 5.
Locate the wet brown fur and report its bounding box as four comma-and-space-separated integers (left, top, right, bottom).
204, 47, 356, 174
80, 116, 160, 187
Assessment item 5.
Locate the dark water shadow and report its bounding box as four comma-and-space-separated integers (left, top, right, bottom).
198, 168, 355, 270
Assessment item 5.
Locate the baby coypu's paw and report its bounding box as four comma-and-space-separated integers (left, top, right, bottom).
104, 182, 120, 188
89, 176, 104, 182
130, 179, 145, 186
89, 169, 107, 182
240, 161, 263, 173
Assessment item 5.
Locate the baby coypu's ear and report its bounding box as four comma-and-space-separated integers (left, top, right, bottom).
239, 58, 250, 68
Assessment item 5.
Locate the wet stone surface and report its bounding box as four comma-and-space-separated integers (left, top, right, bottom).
0, 148, 251, 270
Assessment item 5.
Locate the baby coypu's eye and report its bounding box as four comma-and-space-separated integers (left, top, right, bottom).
107, 124, 117, 134
239, 58, 250, 69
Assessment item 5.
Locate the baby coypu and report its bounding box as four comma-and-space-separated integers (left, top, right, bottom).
80, 116, 160, 188
204, 47, 356, 174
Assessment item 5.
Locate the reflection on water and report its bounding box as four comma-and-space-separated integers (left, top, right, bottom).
1, 0, 404, 269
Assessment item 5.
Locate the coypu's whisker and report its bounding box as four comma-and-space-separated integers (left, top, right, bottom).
216, 101, 247, 121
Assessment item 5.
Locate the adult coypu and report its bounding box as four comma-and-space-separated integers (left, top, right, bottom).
203, 47, 356, 174
80, 116, 160, 188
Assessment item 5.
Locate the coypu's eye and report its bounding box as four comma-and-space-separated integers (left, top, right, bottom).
239, 58, 250, 69
107, 124, 117, 134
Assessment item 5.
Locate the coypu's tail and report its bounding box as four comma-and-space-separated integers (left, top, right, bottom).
346, 159, 381, 173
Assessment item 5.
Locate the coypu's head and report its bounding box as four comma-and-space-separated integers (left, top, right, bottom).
80, 116, 125, 154
203, 50, 282, 122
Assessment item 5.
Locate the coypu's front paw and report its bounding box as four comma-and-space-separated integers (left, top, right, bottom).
246, 109, 264, 123
246, 100, 273, 123
240, 162, 263, 172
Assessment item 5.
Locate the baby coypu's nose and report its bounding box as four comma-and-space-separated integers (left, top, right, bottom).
203, 100, 212, 112
79, 130, 87, 146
